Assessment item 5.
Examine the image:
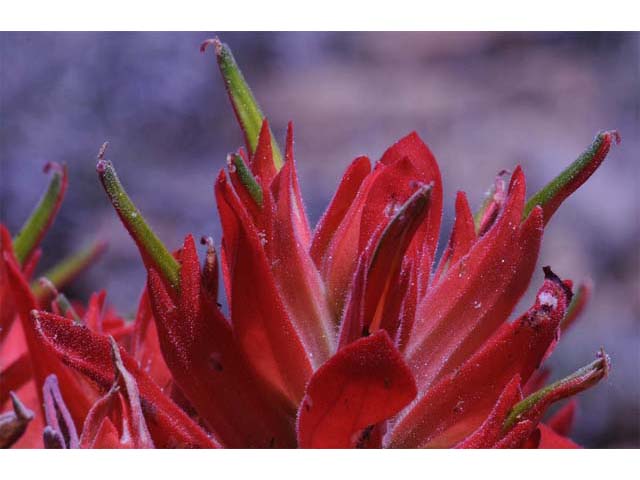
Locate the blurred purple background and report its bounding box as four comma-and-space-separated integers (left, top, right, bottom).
1, 32, 638, 447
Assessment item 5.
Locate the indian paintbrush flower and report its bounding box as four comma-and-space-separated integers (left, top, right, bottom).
0, 38, 620, 449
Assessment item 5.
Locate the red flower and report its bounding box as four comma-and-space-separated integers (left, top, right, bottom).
1, 39, 619, 449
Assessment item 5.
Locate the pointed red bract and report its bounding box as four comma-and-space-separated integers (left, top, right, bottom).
30, 310, 219, 448
376, 132, 443, 265
4, 246, 96, 427
0, 354, 31, 407
454, 375, 523, 449
364, 185, 431, 337
129, 290, 172, 389
78, 390, 122, 449
547, 400, 577, 436
107, 337, 155, 448
215, 172, 313, 407
269, 138, 335, 366
388, 269, 571, 448
536, 424, 580, 449
502, 352, 609, 438
406, 169, 544, 390
297, 330, 417, 448
319, 132, 443, 320
251, 119, 278, 188
561, 282, 592, 332
433, 191, 476, 283
146, 235, 297, 447
311, 155, 371, 269
475, 170, 509, 236
1, 226, 19, 343
2, 95, 615, 451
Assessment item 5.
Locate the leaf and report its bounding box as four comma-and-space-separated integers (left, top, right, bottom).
336, 253, 369, 349
524, 130, 620, 224
4, 249, 97, 424
388, 269, 571, 448
129, 289, 172, 388
433, 191, 476, 283
493, 420, 537, 448
406, 168, 544, 390
31, 310, 219, 448
454, 375, 522, 448
322, 132, 443, 319
146, 235, 297, 447
202, 38, 283, 169
200, 236, 219, 303
297, 331, 417, 448
473, 170, 509, 235
1, 227, 19, 342
561, 281, 591, 332
310, 156, 371, 268
547, 399, 577, 436
78, 389, 121, 449
319, 160, 377, 318
503, 351, 610, 432
374, 131, 443, 266
30, 241, 107, 300
216, 172, 313, 408
12, 163, 68, 266
0, 354, 32, 406
251, 119, 278, 188
363, 185, 432, 336
96, 154, 180, 291
108, 337, 155, 448
536, 424, 580, 449
270, 145, 336, 366
228, 152, 264, 207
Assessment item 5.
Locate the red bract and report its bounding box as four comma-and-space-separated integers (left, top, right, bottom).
1, 38, 620, 449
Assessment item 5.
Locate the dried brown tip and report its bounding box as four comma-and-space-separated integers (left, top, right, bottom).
200, 235, 215, 249
542, 265, 574, 303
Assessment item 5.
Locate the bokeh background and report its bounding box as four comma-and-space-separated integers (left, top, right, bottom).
1, 32, 638, 447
